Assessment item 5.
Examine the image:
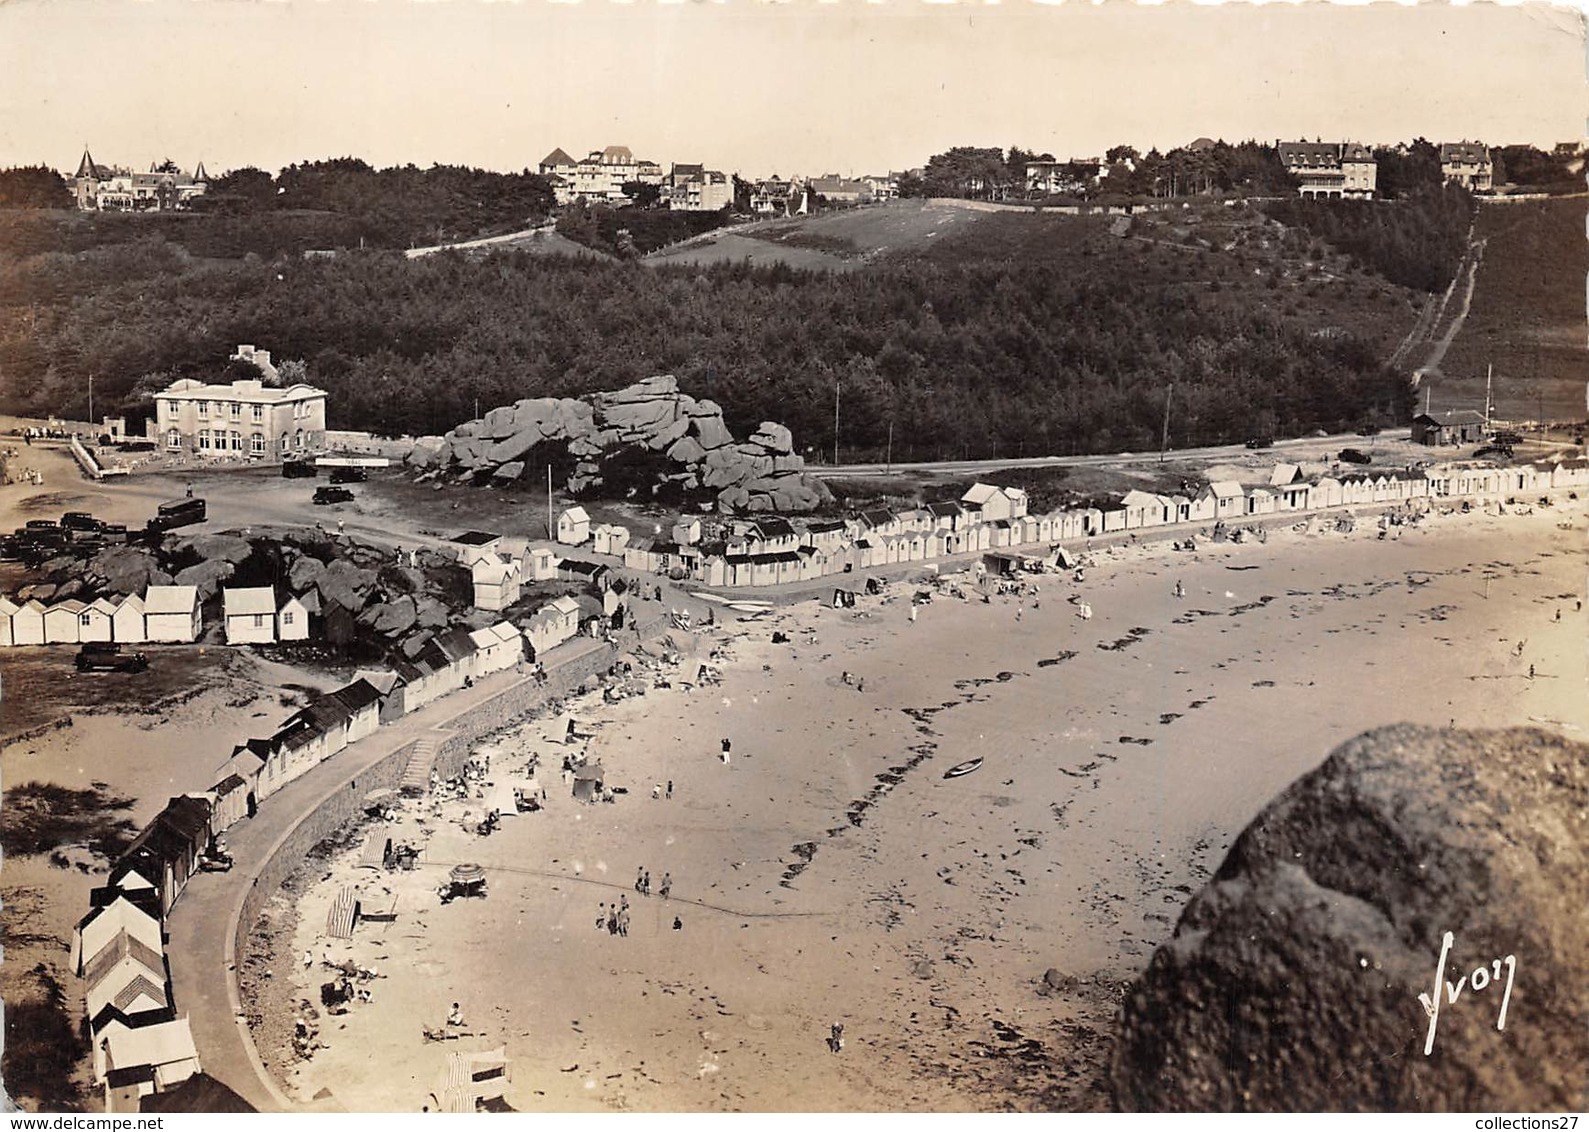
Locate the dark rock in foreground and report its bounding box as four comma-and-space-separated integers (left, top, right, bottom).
1112, 724, 1589, 1112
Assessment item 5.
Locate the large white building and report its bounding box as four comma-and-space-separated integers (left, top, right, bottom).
1277, 141, 1377, 199
541, 145, 665, 205
70, 150, 207, 212
152, 347, 327, 459
1440, 142, 1493, 192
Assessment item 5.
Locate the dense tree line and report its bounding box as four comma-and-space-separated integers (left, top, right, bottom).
192, 158, 556, 248
554, 201, 733, 258
0, 215, 1411, 460
1261, 183, 1473, 293
0, 166, 73, 210
902, 141, 1297, 203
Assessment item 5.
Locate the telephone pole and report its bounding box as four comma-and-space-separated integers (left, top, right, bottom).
547, 465, 554, 539
1159, 384, 1173, 463
886, 420, 894, 474
832, 379, 841, 467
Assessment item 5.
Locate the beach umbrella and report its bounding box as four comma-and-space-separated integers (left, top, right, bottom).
449, 863, 486, 886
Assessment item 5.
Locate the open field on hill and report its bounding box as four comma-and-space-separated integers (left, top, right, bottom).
1431, 198, 1587, 422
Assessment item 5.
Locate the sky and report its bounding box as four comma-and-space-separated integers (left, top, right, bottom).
0, 0, 1583, 181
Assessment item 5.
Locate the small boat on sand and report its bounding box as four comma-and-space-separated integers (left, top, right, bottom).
942, 757, 984, 780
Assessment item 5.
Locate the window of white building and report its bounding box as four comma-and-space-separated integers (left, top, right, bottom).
166, 430, 182, 450
250, 434, 265, 455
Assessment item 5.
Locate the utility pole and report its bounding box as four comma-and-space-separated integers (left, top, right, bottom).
87, 372, 94, 427
1160, 384, 1173, 463
547, 465, 554, 540
1484, 364, 1493, 433
886, 420, 894, 474
832, 379, 840, 467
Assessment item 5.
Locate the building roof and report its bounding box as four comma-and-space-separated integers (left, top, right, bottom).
158, 795, 212, 843
452, 530, 502, 546
1209, 481, 1245, 499
230, 736, 278, 765
84, 929, 167, 992
88, 597, 119, 616
433, 625, 481, 662
751, 516, 796, 539
860, 509, 897, 528
352, 668, 400, 695
600, 145, 635, 163
48, 599, 88, 616
103, 1018, 198, 1075
156, 378, 323, 403
961, 483, 1003, 506
472, 558, 518, 585
1269, 463, 1304, 486
332, 679, 382, 714
559, 558, 608, 577
76, 897, 163, 973
211, 774, 247, 796
143, 586, 198, 615
223, 587, 277, 618
547, 595, 582, 616
540, 147, 576, 168
560, 506, 591, 524
1441, 142, 1490, 164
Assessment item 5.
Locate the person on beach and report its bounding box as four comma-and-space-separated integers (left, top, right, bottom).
636, 868, 645, 893
660, 872, 672, 899
909, 603, 917, 624
304, 950, 314, 971
653, 783, 662, 800
1173, 580, 1185, 599
598, 903, 608, 930
673, 916, 683, 931
721, 738, 732, 764
667, 780, 674, 800
1529, 664, 1536, 680
643, 871, 652, 895
448, 1003, 465, 1028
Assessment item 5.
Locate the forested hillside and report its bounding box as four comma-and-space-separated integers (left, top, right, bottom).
0, 199, 1419, 461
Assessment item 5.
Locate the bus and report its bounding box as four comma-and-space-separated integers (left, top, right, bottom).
148, 497, 207, 532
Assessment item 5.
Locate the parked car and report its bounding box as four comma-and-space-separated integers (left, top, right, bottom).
1245, 437, 1274, 449
61, 511, 102, 533
282, 460, 318, 479
24, 519, 59, 530
1355, 425, 1381, 437
1474, 445, 1513, 460
329, 466, 368, 484
1338, 448, 1373, 465
75, 642, 150, 673
313, 486, 355, 505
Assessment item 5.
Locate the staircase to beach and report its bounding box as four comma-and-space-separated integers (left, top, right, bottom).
400, 737, 441, 795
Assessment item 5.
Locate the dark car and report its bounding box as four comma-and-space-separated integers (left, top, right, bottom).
329, 466, 368, 484
1474, 444, 1513, 461
282, 460, 319, 479
75, 642, 150, 673
98, 523, 129, 545
24, 519, 59, 530
313, 486, 355, 505
1245, 437, 1274, 449
62, 512, 102, 532
1355, 425, 1381, 437
1492, 431, 1524, 447
1338, 448, 1373, 465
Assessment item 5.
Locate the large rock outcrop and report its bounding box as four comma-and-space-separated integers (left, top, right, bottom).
407, 375, 831, 513
1112, 724, 1589, 1112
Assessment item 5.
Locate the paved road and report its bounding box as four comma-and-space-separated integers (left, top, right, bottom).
806, 432, 1401, 479
165, 636, 614, 1112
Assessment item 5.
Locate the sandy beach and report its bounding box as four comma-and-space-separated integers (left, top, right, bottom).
250, 501, 1586, 1112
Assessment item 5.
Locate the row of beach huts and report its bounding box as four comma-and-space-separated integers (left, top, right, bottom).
69, 594, 611, 1110
579, 460, 1586, 588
